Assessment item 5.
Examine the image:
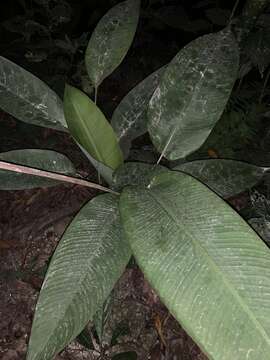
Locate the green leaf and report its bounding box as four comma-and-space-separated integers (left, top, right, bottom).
0, 149, 76, 190
85, 0, 140, 87
64, 84, 123, 171
112, 162, 167, 191
174, 159, 266, 198
148, 29, 239, 160
0, 56, 67, 130
111, 66, 165, 157
27, 194, 131, 360
120, 171, 270, 360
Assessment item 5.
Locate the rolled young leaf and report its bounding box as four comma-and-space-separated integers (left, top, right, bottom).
64, 84, 123, 171
0, 149, 76, 190
174, 159, 267, 198
0, 56, 67, 130
148, 29, 239, 160
85, 0, 140, 88
27, 194, 131, 360
120, 171, 270, 360
111, 66, 165, 157
76, 142, 114, 185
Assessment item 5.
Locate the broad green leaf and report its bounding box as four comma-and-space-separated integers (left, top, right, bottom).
27, 194, 131, 360
120, 171, 270, 360
174, 159, 266, 198
64, 84, 123, 171
0, 56, 67, 130
111, 66, 165, 157
112, 162, 167, 191
0, 149, 76, 190
148, 29, 239, 160
85, 0, 140, 87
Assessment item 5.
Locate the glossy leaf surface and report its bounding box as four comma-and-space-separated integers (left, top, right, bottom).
174, 159, 266, 198
120, 171, 270, 360
85, 0, 140, 87
0, 56, 67, 130
0, 149, 76, 190
148, 29, 239, 160
111, 66, 165, 156
27, 194, 131, 360
64, 84, 123, 171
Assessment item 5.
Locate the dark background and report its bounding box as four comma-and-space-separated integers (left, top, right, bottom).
1, 1, 270, 360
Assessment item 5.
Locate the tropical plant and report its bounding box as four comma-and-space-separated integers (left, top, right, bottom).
0, 0, 270, 359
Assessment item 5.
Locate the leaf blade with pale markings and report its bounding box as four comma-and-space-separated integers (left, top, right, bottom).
0, 56, 67, 130
120, 171, 270, 359
85, 0, 140, 87
0, 149, 76, 190
148, 29, 239, 160
174, 159, 266, 198
27, 194, 131, 360
111, 66, 165, 157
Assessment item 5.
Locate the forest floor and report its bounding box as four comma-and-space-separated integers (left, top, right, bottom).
0, 111, 213, 360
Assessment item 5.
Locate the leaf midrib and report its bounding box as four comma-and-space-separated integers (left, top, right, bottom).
161, 32, 232, 158
0, 66, 65, 129
31, 201, 118, 359
147, 188, 270, 346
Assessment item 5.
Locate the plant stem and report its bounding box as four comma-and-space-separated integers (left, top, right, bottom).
157, 128, 177, 165
94, 86, 98, 105
228, 0, 241, 25
259, 66, 270, 103
94, 85, 100, 181
0, 161, 119, 195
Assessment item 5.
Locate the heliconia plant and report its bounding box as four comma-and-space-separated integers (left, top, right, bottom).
0, 0, 270, 359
